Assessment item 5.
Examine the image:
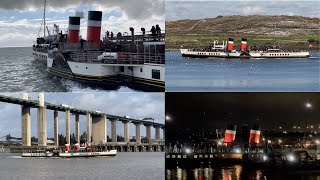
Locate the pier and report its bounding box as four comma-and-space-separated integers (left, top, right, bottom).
0, 93, 165, 151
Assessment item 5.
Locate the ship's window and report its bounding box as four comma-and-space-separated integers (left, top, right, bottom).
120, 66, 124, 72
76, 66, 78, 68
152, 69, 160, 80
140, 68, 143, 73
86, 67, 88, 69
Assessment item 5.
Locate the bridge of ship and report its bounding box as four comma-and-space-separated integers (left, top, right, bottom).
0, 94, 165, 147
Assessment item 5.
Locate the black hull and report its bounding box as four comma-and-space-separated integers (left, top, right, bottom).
47, 67, 165, 92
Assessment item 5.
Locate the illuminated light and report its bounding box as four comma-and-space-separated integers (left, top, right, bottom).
311, 125, 314, 128
185, 148, 191, 154
315, 140, 320, 144
279, 126, 282, 129
165, 115, 170, 121
234, 148, 241, 153
218, 142, 222, 145
287, 154, 295, 162
263, 155, 268, 161
306, 102, 312, 108
278, 139, 282, 143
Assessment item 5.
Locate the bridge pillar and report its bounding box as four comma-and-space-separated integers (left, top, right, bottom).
54, 110, 59, 146
65, 110, 70, 144
134, 123, 141, 143
123, 121, 131, 143
86, 112, 91, 145
145, 124, 152, 144
154, 126, 160, 139
22, 93, 31, 147
110, 119, 117, 142
75, 114, 80, 144
37, 92, 47, 147
162, 127, 165, 139
92, 114, 107, 145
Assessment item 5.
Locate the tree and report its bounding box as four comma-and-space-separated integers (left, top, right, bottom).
71, 133, 76, 144
58, 134, 66, 146
5, 134, 11, 142
117, 135, 124, 142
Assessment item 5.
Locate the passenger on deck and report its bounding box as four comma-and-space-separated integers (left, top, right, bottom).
150, 26, 156, 41
79, 37, 86, 50
156, 24, 161, 41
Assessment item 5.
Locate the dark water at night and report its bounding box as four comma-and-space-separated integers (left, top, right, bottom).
0, 47, 135, 92
166, 164, 320, 180
0, 152, 164, 180
166, 51, 320, 92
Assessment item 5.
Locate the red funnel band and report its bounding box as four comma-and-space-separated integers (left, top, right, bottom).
227, 41, 234, 51
241, 41, 247, 51
249, 130, 261, 144
224, 130, 236, 143
68, 29, 80, 43
87, 20, 102, 48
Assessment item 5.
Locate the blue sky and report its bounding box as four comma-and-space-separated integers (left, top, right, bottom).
0, 0, 165, 47
0, 92, 165, 139
166, 1, 320, 21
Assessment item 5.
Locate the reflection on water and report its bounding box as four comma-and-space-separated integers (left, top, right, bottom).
166, 164, 320, 180
167, 165, 248, 180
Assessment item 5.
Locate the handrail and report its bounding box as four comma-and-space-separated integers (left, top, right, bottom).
68, 51, 165, 65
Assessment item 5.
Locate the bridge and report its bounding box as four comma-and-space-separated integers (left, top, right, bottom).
0, 93, 165, 150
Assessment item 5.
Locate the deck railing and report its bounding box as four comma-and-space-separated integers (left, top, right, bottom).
68, 51, 165, 65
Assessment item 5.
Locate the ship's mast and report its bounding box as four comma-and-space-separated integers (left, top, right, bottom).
43, 0, 46, 37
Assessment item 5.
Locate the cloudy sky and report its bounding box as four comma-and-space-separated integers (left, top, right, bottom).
0, 92, 164, 139
0, 0, 165, 47
166, 0, 320, 21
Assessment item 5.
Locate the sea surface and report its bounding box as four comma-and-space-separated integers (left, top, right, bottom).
166, 164, 320, 180
166, 51, 320, 91
0, 152, 164, 180
0, 47, 135, 92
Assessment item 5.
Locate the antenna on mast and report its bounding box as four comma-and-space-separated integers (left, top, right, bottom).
43, 0, 46, 37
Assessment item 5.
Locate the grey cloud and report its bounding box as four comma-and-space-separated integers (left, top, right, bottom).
0, 0, 164, 19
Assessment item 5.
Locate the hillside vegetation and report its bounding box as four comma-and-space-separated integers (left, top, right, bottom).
166, 15, 320, 50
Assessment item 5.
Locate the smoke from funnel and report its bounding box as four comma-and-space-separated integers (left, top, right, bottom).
75, 11, 85, 19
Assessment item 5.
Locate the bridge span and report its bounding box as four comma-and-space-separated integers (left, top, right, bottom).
0, 93, 165, 148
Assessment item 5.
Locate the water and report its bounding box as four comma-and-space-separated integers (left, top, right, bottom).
166, 51, 320, 92
0, 152, 164, 180
0, 47, 135, 92
166, 165, 320, 180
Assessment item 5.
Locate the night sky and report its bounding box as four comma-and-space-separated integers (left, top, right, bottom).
166, 93, 320, 131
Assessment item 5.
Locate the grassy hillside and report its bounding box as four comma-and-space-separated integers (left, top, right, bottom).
166, 15, 320, 50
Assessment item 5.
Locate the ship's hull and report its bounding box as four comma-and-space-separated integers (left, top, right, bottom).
32, 50, 48, 64
46, 55, 165, 92
59, 150, 117, 158
22, 152, 53, 157
181, 49, 227, 58
181, 49, 310, 58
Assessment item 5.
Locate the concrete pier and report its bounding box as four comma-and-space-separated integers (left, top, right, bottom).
92, 114, 107, 145
155, 126, 160, 140
111, 119, 117, 142
37, 93, 46, 146
135, 123, 141, 143
65, 110, 70, 144
162, 127, 165, 139
75, 114, 80, 144
54, 110, 58, 146
86, 112, 91, 145
146, 125, 151, 143
21, 93, 31, 147
123, 121, 130, 142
